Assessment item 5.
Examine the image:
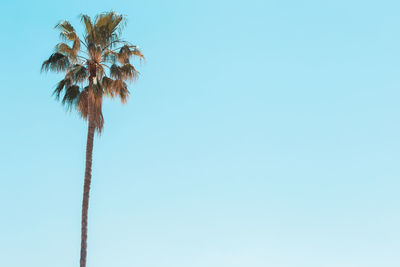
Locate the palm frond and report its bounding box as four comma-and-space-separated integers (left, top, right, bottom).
52, 73, 82, 110
61, 85, 80, 110
114, 79, 129, 103
55, 42, 79, 61
96, 65, 105, 80
110, 63, 138, 81
66, 64, 88, 83
109, 64, 122, 79
92, 80, 103, 98
72, 38, 81, 55
94, 12, 126, 48
41, 53, 70, 72
101, 77, 129, 103
53, 78, 69, 99
95, 11, 125, 33
55, 20, 74, 33
55, 20, 79, 42
78, 86, 104, 132
93, 104, 104, 132
102, 76, 117, 98
78, 88, 89, 119
88, 87, 104, 132
102, 50, 118, 63
130, 46, 145, 60
114, 45, 145, 64
87, 43, 103, 63
81, 14, 95, 43
120, 63, 138, 81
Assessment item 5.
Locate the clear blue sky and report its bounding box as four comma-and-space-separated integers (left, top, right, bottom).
1, 0, 400, 266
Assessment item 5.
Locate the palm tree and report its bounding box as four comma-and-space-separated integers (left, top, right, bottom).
42, 11, 144, 267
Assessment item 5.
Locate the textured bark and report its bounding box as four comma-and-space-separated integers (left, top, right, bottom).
80, 114, 95, 267
80, 75, 95, 267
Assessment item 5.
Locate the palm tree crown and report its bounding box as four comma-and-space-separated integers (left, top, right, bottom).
42, 11, 144, 132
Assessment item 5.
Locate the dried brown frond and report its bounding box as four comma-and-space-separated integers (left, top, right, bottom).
62, 85, 80, 110
66, 64, 88, 83
41, 53, 70, 72
78, 88, 89, 119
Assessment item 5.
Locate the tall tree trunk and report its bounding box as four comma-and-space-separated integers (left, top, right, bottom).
80, 77, 95, 267
80, 116, 95, 267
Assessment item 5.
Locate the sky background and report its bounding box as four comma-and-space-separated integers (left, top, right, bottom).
1, 0, 400, 266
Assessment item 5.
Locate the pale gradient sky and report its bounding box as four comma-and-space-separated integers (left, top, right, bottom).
1, 0, 400, 267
